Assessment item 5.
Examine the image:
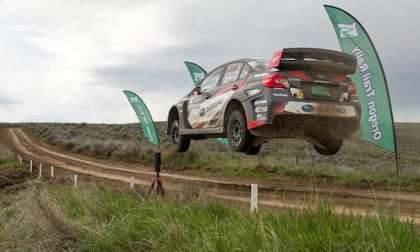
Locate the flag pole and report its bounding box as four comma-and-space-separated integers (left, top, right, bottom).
123, 90, 165, 195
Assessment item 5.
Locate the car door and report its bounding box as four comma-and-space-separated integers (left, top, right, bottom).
187, 66, 225, 129
210, 62, 246, 126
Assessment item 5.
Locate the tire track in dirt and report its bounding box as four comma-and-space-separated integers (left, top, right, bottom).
8, 128, 420, 224
13, 128, 420, 203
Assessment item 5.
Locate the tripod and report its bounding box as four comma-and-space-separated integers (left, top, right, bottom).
149, 152, 165, 196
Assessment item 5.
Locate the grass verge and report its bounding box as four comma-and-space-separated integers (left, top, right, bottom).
1, 176, 420, 251
45, 184, 420, 251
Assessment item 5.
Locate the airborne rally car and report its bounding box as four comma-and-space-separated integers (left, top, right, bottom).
167, 48, 360, 155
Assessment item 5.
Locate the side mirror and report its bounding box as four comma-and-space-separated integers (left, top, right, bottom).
193, 86, 201, 95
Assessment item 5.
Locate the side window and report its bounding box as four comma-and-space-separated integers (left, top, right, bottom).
239, 64, 251, 80
221, 63, 243, 85
200, 67, 224, 91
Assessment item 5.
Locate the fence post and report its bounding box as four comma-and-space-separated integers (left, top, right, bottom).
129, 176, 135, 189
50, 166, 54, 178
73, 174, 78, 187
38, 164, 42, 178
251, 184, 258, 213
29, 160, 33, 173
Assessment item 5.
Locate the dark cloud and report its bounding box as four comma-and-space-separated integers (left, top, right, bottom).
93, 43, 243, 93
91, 0, 420, 121
0, 95, 20, 106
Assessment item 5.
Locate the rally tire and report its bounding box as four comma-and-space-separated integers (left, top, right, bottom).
226, 110, 255, 153
313, 138, 343, 155
171, 120, 190, 152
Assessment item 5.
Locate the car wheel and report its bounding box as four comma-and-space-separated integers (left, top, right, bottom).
171, 120, 190, 152
227, 110, 255, 152
243, 144, 262, 155
313, 138, 343, 155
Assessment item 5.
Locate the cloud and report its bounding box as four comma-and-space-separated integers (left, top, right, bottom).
0, 0, 419, 122
0, 96, 20, 106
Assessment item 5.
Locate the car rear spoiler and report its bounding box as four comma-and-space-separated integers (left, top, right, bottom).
268, 48, 357, 75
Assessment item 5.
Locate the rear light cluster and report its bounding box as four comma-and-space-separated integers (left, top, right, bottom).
262, 73, 289, 89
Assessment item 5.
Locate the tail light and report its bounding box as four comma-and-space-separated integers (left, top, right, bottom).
348, 83, 357, 95
268, 50, 283, 69
262, 73, 289, 89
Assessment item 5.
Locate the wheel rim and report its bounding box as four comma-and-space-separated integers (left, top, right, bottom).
172, 126, 180, 145
229, 118, 242, 146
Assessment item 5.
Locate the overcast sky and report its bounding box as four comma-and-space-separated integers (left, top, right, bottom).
0, 0, 419, 123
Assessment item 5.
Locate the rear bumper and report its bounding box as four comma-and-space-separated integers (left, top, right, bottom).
249, 114, 359, 139
282, 101, 358, 118
247, 100, 360, 139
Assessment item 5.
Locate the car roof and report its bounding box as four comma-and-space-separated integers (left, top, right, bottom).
211, 58, 269, 70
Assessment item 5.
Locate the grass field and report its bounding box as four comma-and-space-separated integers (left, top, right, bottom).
0, 135, 419, 251
25, 122, 420, 190
2, 182, 420, 251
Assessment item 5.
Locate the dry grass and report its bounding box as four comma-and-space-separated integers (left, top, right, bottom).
4, 179, 420, 251
17, 183, 420, 251
22, 122, 420, 190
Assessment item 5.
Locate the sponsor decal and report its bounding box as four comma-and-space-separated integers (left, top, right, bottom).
316, 106, 346, 114
199, 108, 205, 116
337, 23, 358, 38
188, 90, 234, 128
302, 104, 314, 112
285, 101, 356, 117
255, 107, 267, 113
254, 99, 268, 115
256, 113, 267, 120
273, 93, 288, 97
205, 99, 223, 114
246, 89, 261, 97
254, 100, 267, 106
254, 99, 268, 113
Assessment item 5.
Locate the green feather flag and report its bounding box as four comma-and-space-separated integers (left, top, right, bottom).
324, 5, 397, 153
184, 61, 207, 86
123, 90, 160, 147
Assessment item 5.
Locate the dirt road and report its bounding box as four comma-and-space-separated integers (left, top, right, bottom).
7, 127, 420, 224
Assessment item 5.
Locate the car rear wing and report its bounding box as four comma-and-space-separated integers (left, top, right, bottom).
268, 48, 356, 75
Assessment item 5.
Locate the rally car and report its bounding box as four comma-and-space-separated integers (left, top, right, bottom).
166, 48, 360, 155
